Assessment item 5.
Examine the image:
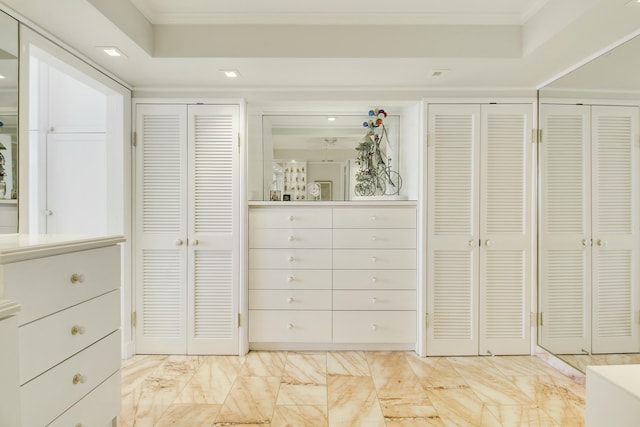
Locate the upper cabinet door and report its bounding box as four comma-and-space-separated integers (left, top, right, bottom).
478, 104, 532, 356
591, 105, 640, 354
539, 104, 591, 354
426, 104, 481, 356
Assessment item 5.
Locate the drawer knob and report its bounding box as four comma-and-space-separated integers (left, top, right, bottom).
371, 256, 377, 263
288, 235, 295, 242
371, 215, 377, 221
371, 324, 378, 331
287, 276, 294, 283
288, 215, 294, 221
287, 323, 293, 329
288, 256, 294, 262
72, 373, 86, 385
70, 273, 85, 284
71, 325, 86, 336
287, 296, 294, 303
371, 297, 377, 304
371, 276, 377, 283
371, 235, 377, 241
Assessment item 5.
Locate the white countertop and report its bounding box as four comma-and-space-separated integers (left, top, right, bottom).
587, 365, 640, 400
0, 234, 125, 264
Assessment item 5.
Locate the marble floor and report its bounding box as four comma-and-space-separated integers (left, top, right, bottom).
557, 352, 640, 374
120, 351, 586, 427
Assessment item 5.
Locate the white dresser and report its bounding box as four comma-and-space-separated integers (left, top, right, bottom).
0, 234, 124, 427
248, 203, 417, 350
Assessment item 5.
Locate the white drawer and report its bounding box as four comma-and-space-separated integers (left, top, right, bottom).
18, 290, 120, 385
249, 269, 332, 290
250, 228, 332, 249
20, 330, 121, 427
333, 207, 416, 229
249, 290, 332, 310
333, 249, 416, 270
333, 269, 416, 290
333, 228, 416, 249
4, 245, 121, 325
250, 249, 332, 269
333, 290, 416, 311
333, 311, 416, 343
48, 371, 120, 427
250, 208, 332, 228
249, 310, 331, 342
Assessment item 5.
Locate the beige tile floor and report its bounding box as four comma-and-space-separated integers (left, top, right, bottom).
120, 351, 585, 427
557, 352, 640, 374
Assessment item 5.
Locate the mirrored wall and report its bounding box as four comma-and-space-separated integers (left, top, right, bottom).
538, 34, 640, 373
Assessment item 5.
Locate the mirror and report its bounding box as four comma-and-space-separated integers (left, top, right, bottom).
255, 113, 401, 201
538, 34, 640, 373
0, 10, 19, 232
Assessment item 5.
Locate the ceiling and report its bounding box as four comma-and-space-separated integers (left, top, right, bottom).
1, 0, 640, 101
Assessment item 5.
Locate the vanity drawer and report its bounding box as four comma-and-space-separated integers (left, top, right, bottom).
333, 249, 416, 270
333, 269, 416, 290
333, 207, 416, 229
250, 290, 332, 310
250, 228, 332, 249
250, 249, 332, 269
48, 370, 120, 427
4, 245, 121, 325
250, 208, 332, 228
249, 310, 331, 342
20, 330, 121, 427
333, 228, 416, 249
18, 290, 120, 384
333, 311, 416, 343
333, 290, 416, 311
249, 269, 332, 290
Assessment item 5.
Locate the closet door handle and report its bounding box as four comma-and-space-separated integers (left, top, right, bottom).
485, 239, 493, 247
190, 239, 199, 246
597, 239, 608, 247
70, 273, 85, 284
581, 239, 591, 247
468, 239, 475, 247
175, 239, 184, 246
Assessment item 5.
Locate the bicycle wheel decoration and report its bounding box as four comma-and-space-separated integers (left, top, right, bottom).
354, 108, 403, 196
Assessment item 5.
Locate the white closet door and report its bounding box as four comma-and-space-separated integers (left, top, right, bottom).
479, 104, 532, 355
186, 105, 239, 354
426, 104, 480, 356
591, 105, 640, 354
135, 104, 188, 354
539, 104, 591, 354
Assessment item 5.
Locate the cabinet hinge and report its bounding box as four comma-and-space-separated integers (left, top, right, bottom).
539, 312, 543, 327
132, 132, 137, 147
132, 311, 137, 327
538, 129, 542, 144
425, 313, 430, 329
237, 313, 241, 328
237, 133, 240, 148
426, 133, 430, 147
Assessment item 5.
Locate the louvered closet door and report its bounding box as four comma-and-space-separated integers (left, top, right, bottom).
135, 104, 188, 354
479, 104, 532, 355
539, 104, 591, 354
591, 105, 640, 354
426, 104, 480, 356
186, 105, 239, 354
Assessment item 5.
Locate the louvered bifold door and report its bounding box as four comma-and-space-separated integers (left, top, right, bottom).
539, 104, 591, 355
426, 104, 480, 356
479, 104, 532, 355
186, 104, 239, 354
591, 105, 640, 354
135, 104, 188, 354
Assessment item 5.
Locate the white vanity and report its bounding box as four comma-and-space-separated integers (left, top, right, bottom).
586, 364, 640, 427
0, 234, 124, 427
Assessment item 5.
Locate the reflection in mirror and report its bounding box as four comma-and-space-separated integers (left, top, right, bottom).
260, 114, 400, 201
538, 34, 640, 373
0, 10, 18, 233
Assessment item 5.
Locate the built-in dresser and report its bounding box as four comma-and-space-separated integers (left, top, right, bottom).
0, 235, 124, 427
248, 202, 416, 350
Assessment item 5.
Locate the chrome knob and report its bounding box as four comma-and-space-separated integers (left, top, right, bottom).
371, 324, 378, 331
287, 297, 294, 303
371, 256, 377, 263
288, 256, 294, 262
371, 276, 377, 283
70, 273, 85, 284
287, 323, 293, 329
288, 215, 294, 221
287, 276, 294, 282
371, 297, 377, 304
288, 235, 295, 242
71, 325, 86, 336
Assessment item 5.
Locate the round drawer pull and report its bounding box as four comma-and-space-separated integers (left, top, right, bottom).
71, 325, 86, 336
371, 276, 377, 283
70, 273, 85, 284
288, 235, 295, 242
190, 239, 199, 246
288, 215, 294, 222
371, 324, 378, 331
371, 235, 377, 241
371, 297, 377, 304
287, 276, 294, 282
287, 297, 294, 303
72, 373, 86, 385
371, 256, 377, 263
287, 323, 293, 329
287, 256, 294, 262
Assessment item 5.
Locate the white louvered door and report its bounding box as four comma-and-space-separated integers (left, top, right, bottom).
591, 105, 639, 354
539, 104, 591, 354
135, 104, 189, 354
427, 103, 532, 356
427, 104, 481, 356
187, 105, 239, 354
479, 104, 532, 355
135, 103, 239, 355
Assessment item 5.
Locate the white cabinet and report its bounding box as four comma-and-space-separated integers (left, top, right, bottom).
539, 104, 640, 355
0, 236, 123, 427
248, 204, 417, 348
135, 103, 241, 355
426, 103, 533, 356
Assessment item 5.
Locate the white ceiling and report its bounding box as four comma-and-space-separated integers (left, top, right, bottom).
1, 0, 639, 101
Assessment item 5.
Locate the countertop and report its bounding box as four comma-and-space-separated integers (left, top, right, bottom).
0, 234, 125, 264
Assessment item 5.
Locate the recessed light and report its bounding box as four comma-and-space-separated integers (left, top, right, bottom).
98, 46, 126, 57
221, 69, 240, 78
